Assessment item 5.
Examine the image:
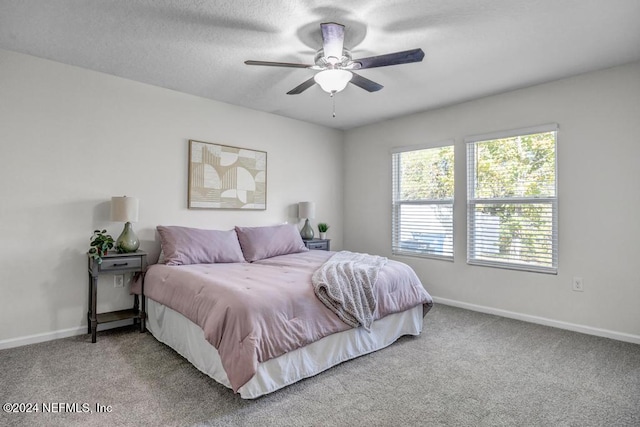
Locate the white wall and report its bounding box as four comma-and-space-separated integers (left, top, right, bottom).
0, 49, 344, 345
344, 62, 640, 340
2, 47, 638, 347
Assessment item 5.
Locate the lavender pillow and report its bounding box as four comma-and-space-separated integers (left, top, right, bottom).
157, 226, 245, 265
235, 224, 308, 262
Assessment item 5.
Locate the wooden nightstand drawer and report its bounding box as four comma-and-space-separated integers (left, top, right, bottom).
307, 242, 327, 250
303, 239, 330, 251
99, 256, 142, 272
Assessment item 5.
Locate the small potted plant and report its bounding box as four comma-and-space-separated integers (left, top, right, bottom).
88, 229, 115, 264
317, 223, 329, 240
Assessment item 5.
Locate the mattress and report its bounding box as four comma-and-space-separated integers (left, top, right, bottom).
146, 298, 424, 399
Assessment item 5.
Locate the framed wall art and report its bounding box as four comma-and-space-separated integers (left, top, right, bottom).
188, 140, 267, 210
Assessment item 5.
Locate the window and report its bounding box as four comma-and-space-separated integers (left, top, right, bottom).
466, 124, 558, 273
392, 143, 454, 259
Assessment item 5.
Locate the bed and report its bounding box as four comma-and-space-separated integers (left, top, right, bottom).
139, 224, 433, 399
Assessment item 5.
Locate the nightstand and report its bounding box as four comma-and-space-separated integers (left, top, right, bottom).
87, 251, 147, 343
303, 238, 331, 251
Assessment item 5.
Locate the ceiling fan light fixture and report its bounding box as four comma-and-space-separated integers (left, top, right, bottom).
314, 69, 352, 94
245, 22, 424, 97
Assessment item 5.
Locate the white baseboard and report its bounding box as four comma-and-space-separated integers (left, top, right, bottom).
432, 297, 640, 345
3, 301, 638, 350
0, 319, 136, 350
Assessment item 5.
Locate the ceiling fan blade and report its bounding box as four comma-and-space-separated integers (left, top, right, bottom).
321, 22, 345, 61
245, 60, 312, 69
287, 77, 316, 95
349, 72, 384, 92
354, 48, 425, 69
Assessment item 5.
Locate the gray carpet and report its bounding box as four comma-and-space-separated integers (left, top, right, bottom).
1, 305, 638, 427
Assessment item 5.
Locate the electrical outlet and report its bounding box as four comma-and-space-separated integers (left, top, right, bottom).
114, 275, 125, 288
572, 277, 584, 292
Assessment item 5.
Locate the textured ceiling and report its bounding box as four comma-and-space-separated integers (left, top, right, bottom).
1, 0, 639, 130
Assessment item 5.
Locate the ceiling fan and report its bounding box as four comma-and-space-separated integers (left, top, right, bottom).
245, 22, 425, 96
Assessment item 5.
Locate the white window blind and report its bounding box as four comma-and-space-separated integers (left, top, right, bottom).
392, 144, 454, 260
466, 124, 558, 273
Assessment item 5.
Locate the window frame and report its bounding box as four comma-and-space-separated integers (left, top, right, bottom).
391, 141, 455, 261
465, 124, 558, 274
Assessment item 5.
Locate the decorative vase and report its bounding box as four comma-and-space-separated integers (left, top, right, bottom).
116, 222, 140, 253
300, 219, 314, 240
319, 232, 326, 240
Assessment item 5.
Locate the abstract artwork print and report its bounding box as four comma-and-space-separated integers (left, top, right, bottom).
188, 140, 267, 209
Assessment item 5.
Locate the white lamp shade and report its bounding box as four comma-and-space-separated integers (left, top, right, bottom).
111, 196, 139, 222
314, 69, 352, 93
298, 201, 316, 219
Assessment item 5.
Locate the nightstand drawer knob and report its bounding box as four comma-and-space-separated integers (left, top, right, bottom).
112, 262, 129, 267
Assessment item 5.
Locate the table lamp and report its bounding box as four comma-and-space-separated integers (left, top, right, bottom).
298, 201, 315, 240
111, 196, 140, 253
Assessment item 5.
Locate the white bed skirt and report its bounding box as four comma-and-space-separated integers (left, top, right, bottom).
146, 299, 424, 399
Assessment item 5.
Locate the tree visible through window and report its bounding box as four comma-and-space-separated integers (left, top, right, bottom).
466, 125, 558, 273
392, 144, 454, 259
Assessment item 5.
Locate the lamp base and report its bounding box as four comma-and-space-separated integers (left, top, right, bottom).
300, 219, 315, 240
116, 222, 140, 253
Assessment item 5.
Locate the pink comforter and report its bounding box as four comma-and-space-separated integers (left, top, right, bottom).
143, 250, 432, 392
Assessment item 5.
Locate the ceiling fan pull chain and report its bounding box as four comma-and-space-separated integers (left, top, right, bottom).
331, 92, 336, 118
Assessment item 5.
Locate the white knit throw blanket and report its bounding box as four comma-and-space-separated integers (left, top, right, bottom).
312, 251, 388, 331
